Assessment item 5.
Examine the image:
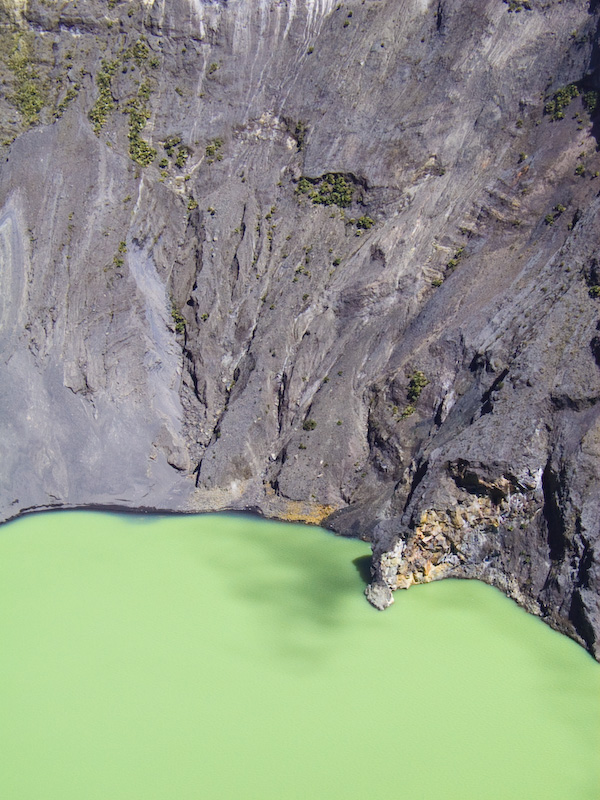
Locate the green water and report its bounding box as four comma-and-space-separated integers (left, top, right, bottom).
0, 511, 598, 799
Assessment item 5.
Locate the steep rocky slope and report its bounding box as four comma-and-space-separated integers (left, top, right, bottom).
1, 0, 600, 657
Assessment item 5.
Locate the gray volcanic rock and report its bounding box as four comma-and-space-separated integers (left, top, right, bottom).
1, 0, 600, 657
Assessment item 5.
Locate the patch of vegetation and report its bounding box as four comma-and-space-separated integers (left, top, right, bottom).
7, 35, 45, 127
207, 62, 219, 75
54, 84, 79, 119
205, 138, 223, 162
544, 204, 566, 225
589, 285, 600, 298
124, 82, 156, 166
187, 197, 198, 211
545, 84, 579, 121
170, 300, 186, 333
356, 215, 374, 229
446, 246, 464, 272
407, 371, 429, 403
583, 91, 598, 114
302, 418, 317, 431
123, 39, 149, 66
296, 173, 354, 208
175, 146, 189, 168
503, 0, 532, 11
89, 58, 119, 133
294, 120, 308, 151
163, 134, 182, 157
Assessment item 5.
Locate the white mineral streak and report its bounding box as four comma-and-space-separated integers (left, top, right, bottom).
285, 0, 337, 40
0, 205, 25, 344
185, 0, 336, 53
128, 190, 183, 431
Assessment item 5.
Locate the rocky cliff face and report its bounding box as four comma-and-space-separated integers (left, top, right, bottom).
1, 0, 600, 657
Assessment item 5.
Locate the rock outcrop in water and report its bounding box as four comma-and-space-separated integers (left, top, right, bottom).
1, 0, 600, 658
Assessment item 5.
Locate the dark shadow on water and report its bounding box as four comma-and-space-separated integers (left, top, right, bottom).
12, 509, 373, 656
353, 555, 372, 586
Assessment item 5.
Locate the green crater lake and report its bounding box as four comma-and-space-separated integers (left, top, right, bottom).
0, 510, 598, 799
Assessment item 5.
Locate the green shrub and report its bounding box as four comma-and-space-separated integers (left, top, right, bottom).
175, 146, 189, 168
545, 84, 579, 120
356, 215, 375, 229
171, 302, 186, 333
407, 371, 429, 402
8, 35, 45, 127
205, 138, 223, 159
54, 85, 79, 119
294, 121, 308, 150
89, 59, 119, 133
296, 173, 354, 208
583, 91, 598, 114
504, 0, 532, 10
164, 135, 182, 156
123, 39, 149, 66
125, 102, 156, 165
302, 419, 317, 431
